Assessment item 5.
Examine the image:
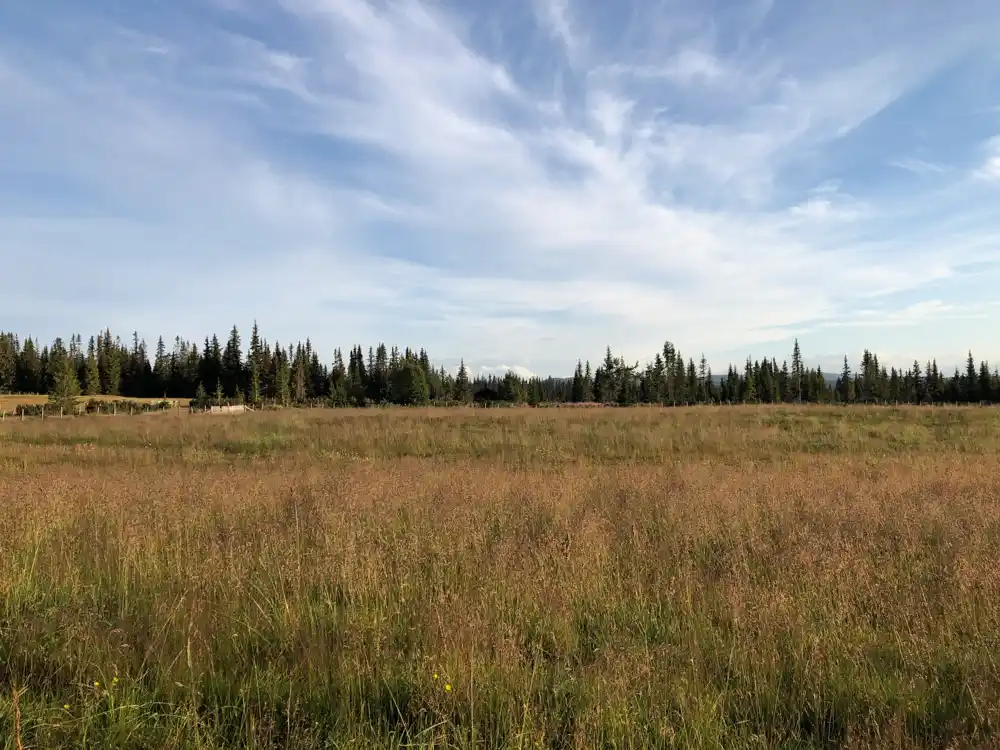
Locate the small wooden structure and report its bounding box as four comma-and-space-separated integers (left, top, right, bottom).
207, 404, 251, 415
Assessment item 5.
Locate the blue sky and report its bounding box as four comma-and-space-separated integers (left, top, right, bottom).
2, 0, 1000, 378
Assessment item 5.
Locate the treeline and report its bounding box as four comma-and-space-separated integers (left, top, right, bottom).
0, 325, 997, 407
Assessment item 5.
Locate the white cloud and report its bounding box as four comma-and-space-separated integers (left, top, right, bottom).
818, 300, 994, 329
2, 0, 1000, 375
533, 0, 584, 60
889, 157, 947, 176
978, 136, 1000, 180
475, 364, 538, 380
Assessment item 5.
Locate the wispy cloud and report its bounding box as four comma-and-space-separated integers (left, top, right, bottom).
977, 136, 1000, 180
889, 157, 948, 176
2, 0, 1000, 374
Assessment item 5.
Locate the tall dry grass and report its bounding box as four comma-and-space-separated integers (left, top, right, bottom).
1, 406, 999, 748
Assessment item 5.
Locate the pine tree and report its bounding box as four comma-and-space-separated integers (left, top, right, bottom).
99, 330, 121, 396
570, 360, 585, 402
979, 361, 992, 403
390, 361, 430, 405
455, 359, 472, 403
275, 343, 291, 406
17, 337, 40, 393
685, 359, 698, 405
911, 360, 924, 404
49, 349, 81, 411
698, 354, 708, 402
291, 344, 307, 403
599, 347, 619, 404
839, 356, 853, 403
371, 344, 390, 403
193, 382, 209, 409
222, 325, 243, 398
327, 348, 348, 406
84, 337, 100, 396
791, 339, 804, 402
0, 333, 16, 393
743, 358, 757, 403
249, 358, 262, 406
965, 351, 978, 403
249, 321, 264, 401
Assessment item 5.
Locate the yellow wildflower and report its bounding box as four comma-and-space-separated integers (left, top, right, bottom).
433, 673, 439, 680
64, 704, 70, 710
94, 681, 100, 688
445, 683, 452, 692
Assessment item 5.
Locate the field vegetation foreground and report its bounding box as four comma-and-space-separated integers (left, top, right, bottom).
2, 406, 1000, 749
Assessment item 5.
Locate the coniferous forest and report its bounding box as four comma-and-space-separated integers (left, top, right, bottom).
0, 324, 997, 407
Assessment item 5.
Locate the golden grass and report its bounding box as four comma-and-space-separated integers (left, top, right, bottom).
1, 406, 999, 748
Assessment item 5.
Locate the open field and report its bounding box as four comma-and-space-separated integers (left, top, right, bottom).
2, 406, 1000, 749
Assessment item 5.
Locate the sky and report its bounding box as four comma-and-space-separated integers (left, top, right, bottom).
2, 0, 1000, 378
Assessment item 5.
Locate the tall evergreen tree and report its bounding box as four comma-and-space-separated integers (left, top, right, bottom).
839, 356, 853, 403
84, 336, 100, 396
49, 348, 81, 411
249, 357, 262, 406
979, 361, 993, 403
222, 325, 243, 398
791, 339, 804, 402
0, 333, 16, 393
743, 358, 757, 403
455, 359, 472, 403
18, 337, 41, 393
390, 360, 430, 405
570, 360, 585, 403
965, 351, 978, 403
274, 343, 291, 406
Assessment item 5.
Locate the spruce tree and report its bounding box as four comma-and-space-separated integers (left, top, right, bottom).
102, 331, 121, 396
193, 382, 209, 409
49, 351, 82, 411
791, 339, 804, 402
275, 345, 291, 406
455, 359, 472, 402
222, 325, 243, 398
0, 333, 16, 393
18, 337, 41, 393
911, 360, 924, 404
390, 361, 430, 405
249, 322, 263, 392
570, 360, 585, 402
152, 336, 168, 396
965, 351, 978, 403
743, 358, 757, 403
84, 337, 100, 396
979, 361, 992, 403
249, 359, 262, 407
839, 356, 853, 403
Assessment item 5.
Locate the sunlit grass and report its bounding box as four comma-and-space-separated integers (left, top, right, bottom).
1, 406, 999, 748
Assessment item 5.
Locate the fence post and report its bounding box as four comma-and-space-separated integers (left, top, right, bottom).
41, 405, 45, 421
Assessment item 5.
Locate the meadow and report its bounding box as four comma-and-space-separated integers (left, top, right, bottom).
1, 405, 999, 749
